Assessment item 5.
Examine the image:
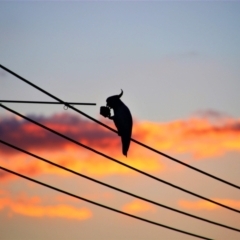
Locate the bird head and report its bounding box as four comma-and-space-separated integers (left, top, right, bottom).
106, 89, 123, 109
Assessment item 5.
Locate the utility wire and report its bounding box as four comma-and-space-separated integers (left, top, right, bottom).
0, 166, 213, 240
0, 139, 239, 233
0, 64, 239, 190
0, 100, 96, 105
1, 103, 239, 214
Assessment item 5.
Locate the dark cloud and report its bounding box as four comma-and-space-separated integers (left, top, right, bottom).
193, 109, 229, 120
0, 113, 118, 155
185, 119, 240, 136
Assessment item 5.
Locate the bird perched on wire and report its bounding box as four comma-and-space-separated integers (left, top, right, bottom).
100, 90, 132, 157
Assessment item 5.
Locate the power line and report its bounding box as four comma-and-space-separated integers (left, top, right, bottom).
1, 103, 239, 214
0, 100, 96, 105
0, 64, 239, 190
1, 139, 238, 233
0, 165, 213, 240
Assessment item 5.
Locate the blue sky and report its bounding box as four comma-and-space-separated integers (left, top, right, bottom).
1, 1, 240, 121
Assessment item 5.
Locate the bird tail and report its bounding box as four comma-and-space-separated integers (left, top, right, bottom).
121, 134, 131, 157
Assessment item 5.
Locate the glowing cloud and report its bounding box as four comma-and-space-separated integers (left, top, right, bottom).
0, 147, 163, 181
122, 199, 155, 214
0, 193, 92, 220
1, 111, 239, 159
1, 111, 240, 181
178, 199, 240, 210
133, 114, 240, 159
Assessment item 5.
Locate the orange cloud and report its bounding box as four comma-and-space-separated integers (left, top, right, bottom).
0, 128, 163, 181
134, 116, 240, 159
0, 193, 92, 220
122, 199, 155, 214
178, 199, 240, 210
0, 112, 240, 158
1, 111, 240, 181
2, 111, 239, 160
0, 113, 119, 156
0, 147, 163, 182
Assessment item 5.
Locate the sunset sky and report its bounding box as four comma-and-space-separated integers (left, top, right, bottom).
0, 1, 240, 240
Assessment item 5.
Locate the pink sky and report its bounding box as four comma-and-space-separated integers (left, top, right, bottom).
1, 111, 239, 239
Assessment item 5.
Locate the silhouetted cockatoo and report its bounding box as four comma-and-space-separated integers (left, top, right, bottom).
100, 90, 132, 157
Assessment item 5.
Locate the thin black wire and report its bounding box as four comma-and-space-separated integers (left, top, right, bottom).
1, 103, 239, 214
1, 140, 239, 233
0, 64, 239, 190
0, 100, 96, 105
0, 166, 213, 240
